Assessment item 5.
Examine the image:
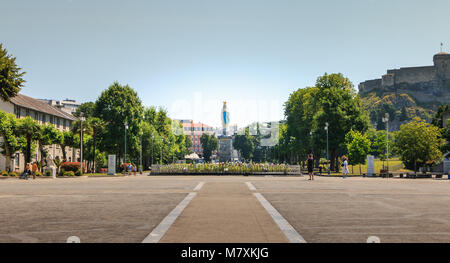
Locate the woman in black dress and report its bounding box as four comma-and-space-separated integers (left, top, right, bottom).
307, 154, 314, 180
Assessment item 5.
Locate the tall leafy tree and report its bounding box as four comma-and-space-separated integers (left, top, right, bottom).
0, 43, 25, 101
37, 124, 60, 169
87, 117, 104, 171
73, 102, 95, 118
233, 128, 254, 162
284, 73, 369, 169
17, 116, 40, 171
394, 117, 444, 172
94, 82, 144, 167
345, 130, 371, 175
0, 110, 24, 171
200, 133, 218, 162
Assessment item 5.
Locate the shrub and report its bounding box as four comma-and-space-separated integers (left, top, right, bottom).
1, 170, 8, 177
9, 172, 19, 177
44, 170, 51, 177
60, 162, 86, 173
35, 171, 42, 177
63, 171, 75, 176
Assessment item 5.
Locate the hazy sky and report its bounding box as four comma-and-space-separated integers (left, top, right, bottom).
1, 0, 449, 127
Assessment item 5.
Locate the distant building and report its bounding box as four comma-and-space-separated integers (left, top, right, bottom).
0, 94, 79, 171
359, 52, 450, 104
38, 98, 81, 114
177, 120, 215, 157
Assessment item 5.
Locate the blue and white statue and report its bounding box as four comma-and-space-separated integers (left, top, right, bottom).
221, 101, 230, 135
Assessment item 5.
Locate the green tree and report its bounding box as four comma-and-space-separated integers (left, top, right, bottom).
86, 117, 104, 171
17, 116, 40, 171
394, 117, 444, 172
94, 82, 144, 167
431, 104, 449, 128
36, 124, 60, 169
345, 130, 371, 175
0, 43, 25, 101
58, 130, 76, 162
73, 102, 95, 118
233, 128, 255, 162
284, 73, 369, 170
200, 133, 218, 162
0, 110, 24, 171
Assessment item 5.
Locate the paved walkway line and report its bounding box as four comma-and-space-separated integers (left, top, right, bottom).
142, 192, 197, 243
246, 182, 256, 191
193, 182, 205, 191
253, 193, 307, 243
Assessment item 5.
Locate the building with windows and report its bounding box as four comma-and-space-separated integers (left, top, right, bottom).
177, 120, 214, 157
38, 98, 81, 114
0, 93, 78, 171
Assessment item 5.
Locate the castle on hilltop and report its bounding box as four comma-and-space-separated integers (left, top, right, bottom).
359, 52, 450, 104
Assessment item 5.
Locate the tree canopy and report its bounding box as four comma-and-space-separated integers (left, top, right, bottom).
0, 43, 25, 101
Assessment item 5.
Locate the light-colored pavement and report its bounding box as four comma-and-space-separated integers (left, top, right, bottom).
1, 175, 449, 243
252, 177, 450, 243
160, 181, 289, 243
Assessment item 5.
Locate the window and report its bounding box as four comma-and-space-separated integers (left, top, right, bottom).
50, 116, 54, 125
26, 109, 30, 117
14, 106, 21, 118
57, 117, 60, 128
42, 114, 46, 123
63, 119, 67, 129
15, 153, 20, 167
34, 111, 39, 121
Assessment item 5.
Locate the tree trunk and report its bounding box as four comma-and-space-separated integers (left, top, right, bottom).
24, 135, 31, 171
4, 135, 11, 172
92, 132, 96, 173
359, 164, 362, 176
60, 144, 67, 161
330, 149, 337, 171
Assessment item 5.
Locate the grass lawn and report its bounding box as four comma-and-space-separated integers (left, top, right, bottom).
347, 158, 408, 175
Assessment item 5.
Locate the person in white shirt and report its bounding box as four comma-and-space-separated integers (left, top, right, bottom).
342, 156, 349, 178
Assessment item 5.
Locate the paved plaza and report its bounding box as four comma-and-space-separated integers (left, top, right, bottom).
0, 175, 449, 243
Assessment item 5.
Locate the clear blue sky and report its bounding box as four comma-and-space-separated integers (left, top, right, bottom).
1, 0, 449, 127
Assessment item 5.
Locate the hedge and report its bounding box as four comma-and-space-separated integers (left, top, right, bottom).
60, 162, 86, 172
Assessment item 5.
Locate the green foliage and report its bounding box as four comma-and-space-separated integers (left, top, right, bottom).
94, 82, 144, 163
431, 104, 449, 128
345, 130, 371, 174
0, 43, 25, 101
393, 117, 444, 171
17, 116, 40, 170
233, 128, 254, 161
73, 102, 95, 118
200, 133, 218, 162
0, 110, 24, 171
283, 73, 369, 168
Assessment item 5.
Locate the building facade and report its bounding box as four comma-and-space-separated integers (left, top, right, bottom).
0, 94, 78, 172
177, 120, 214, 157
38, 99, 81, 114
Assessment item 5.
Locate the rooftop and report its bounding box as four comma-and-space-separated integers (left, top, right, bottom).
10, 94, 77, 121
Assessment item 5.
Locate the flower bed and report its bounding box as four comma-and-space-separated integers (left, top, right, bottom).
151, 163, 298, 175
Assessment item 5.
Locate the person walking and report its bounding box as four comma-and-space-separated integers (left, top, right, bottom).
342, 156, 349, 178
307, 154, 314, 181
32, 162, 38, 180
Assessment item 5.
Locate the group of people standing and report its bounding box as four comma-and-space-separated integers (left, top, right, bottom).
306, 154, 349, 180
20, 162, 38, 180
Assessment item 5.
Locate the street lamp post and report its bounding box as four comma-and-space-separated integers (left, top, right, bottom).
80, 114, 85, 175
140, 131, 143, 174
382, 113, 389, 178
151, 134, 154, 166
124, 121, 128, 174
325, 122, 329, 175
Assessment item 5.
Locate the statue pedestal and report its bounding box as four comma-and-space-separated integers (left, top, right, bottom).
218, 135, 233, 162
52, 167, 56, 179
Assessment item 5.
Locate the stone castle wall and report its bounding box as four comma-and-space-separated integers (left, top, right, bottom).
359, 53, 450, 104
